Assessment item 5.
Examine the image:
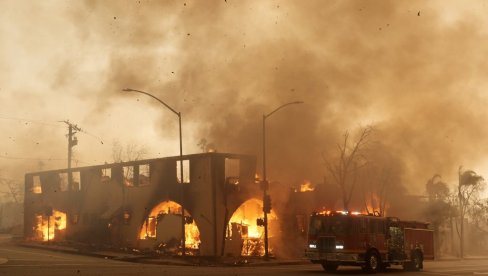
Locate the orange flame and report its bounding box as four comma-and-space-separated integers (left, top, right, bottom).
363, 192, 389, 216
35, 210, 66, 241
299, 180, 315, 192
139, 201, 201, 249
228, 198, 277, 256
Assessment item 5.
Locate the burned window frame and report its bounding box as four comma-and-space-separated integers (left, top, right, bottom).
32, 175, 42, 194
123, 165, 135, 187
138, 164, 151, 186
102, 167, 112, 182
176, 159, 190, 184
225, 158, 240, 185
71, 171, 81, 191
58, 172, 69, 192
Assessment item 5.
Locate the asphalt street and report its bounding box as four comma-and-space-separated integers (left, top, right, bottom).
1, 240, 488, 276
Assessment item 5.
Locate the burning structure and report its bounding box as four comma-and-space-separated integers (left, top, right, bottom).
23, 152, 280, 257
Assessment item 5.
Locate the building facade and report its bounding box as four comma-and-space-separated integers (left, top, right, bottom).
24, 153, 262, 256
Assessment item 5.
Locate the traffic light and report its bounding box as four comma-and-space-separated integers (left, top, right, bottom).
263, 194, 272, 213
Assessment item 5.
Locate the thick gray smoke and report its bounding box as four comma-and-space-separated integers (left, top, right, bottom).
2, 1, 488, 203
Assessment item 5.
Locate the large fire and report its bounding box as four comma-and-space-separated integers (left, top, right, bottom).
228, 198, 277, 256
35, 210, 66, 241
139, 200, 201, 250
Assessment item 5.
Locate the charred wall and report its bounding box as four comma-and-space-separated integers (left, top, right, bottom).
24, 152, 259, 257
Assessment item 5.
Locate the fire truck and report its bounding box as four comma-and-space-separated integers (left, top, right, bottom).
305, 211, 434, 273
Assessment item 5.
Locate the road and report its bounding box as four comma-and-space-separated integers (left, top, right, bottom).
1, 241, 488, 275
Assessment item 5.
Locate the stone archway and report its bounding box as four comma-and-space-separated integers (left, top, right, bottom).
226, 198, 278, 256
138, 200, 201, 253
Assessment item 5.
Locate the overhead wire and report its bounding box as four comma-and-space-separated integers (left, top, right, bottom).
0, 115, 65, 128
0, 115, 104, 164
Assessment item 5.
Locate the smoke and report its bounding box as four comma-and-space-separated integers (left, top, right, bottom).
2, 0, 488, 203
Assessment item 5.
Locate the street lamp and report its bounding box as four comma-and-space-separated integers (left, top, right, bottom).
121, 88, 186, 257
262, 100, 303, 258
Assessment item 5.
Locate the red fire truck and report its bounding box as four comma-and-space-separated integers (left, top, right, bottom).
305, 211, 434, 273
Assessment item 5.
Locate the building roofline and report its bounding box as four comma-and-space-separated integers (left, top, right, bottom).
25, 152, 255, 176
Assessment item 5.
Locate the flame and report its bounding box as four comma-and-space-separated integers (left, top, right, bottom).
139, 201, 201, 250
316, 209, 366, 216
185, 222, 200, 249
363, 192, 389, 216
299, 180, 315, 192
35, 210, 66, 241
228, 198, 277, 256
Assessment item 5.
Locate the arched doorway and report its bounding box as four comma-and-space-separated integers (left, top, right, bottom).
139, 200, 200, 253
226, 198, 278, 256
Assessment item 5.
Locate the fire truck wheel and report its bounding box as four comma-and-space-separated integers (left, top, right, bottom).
365, 251, 380, 273
321, 262, 338, 272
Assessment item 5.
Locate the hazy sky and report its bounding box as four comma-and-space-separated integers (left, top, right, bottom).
2, 1, 488, 195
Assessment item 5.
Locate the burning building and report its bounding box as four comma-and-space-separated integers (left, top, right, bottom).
24, 152, 280, 257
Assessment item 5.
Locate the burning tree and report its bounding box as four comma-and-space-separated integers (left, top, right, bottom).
323, 126, 374, 211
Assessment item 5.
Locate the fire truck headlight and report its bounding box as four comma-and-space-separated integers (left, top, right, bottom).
335, 245, 344, 250
309, 244, 317, 249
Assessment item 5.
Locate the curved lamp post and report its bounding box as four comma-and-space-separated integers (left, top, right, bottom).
262, 101, 303, 258
122, 88, 186, 257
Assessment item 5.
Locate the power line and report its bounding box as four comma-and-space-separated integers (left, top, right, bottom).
0, 115, 104, 144
0, 155, 90, 165
0, 115, 64, 128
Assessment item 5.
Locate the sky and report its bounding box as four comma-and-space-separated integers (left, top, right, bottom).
1, 0, 488, 197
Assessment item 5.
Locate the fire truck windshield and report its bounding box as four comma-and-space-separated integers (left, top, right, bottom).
309, 215, 350, 236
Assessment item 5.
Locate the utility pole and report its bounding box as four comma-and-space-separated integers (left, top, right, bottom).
62, 121, 81, 191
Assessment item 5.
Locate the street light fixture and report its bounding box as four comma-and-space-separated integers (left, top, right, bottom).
121, 88, 186, 257
262, 100, 303, 259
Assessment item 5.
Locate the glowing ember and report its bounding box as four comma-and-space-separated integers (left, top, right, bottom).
228, 198, 278, 256
299, 180, 315, 192
139, 200, 201, 250
35, 210, 66, 241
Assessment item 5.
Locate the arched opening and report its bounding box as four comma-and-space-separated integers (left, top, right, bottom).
34, 209, 66, 241
139, 200, 200, 253
226, 198, 278, 256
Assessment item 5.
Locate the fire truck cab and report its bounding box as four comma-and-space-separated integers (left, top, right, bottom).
305, 211, 434, 273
